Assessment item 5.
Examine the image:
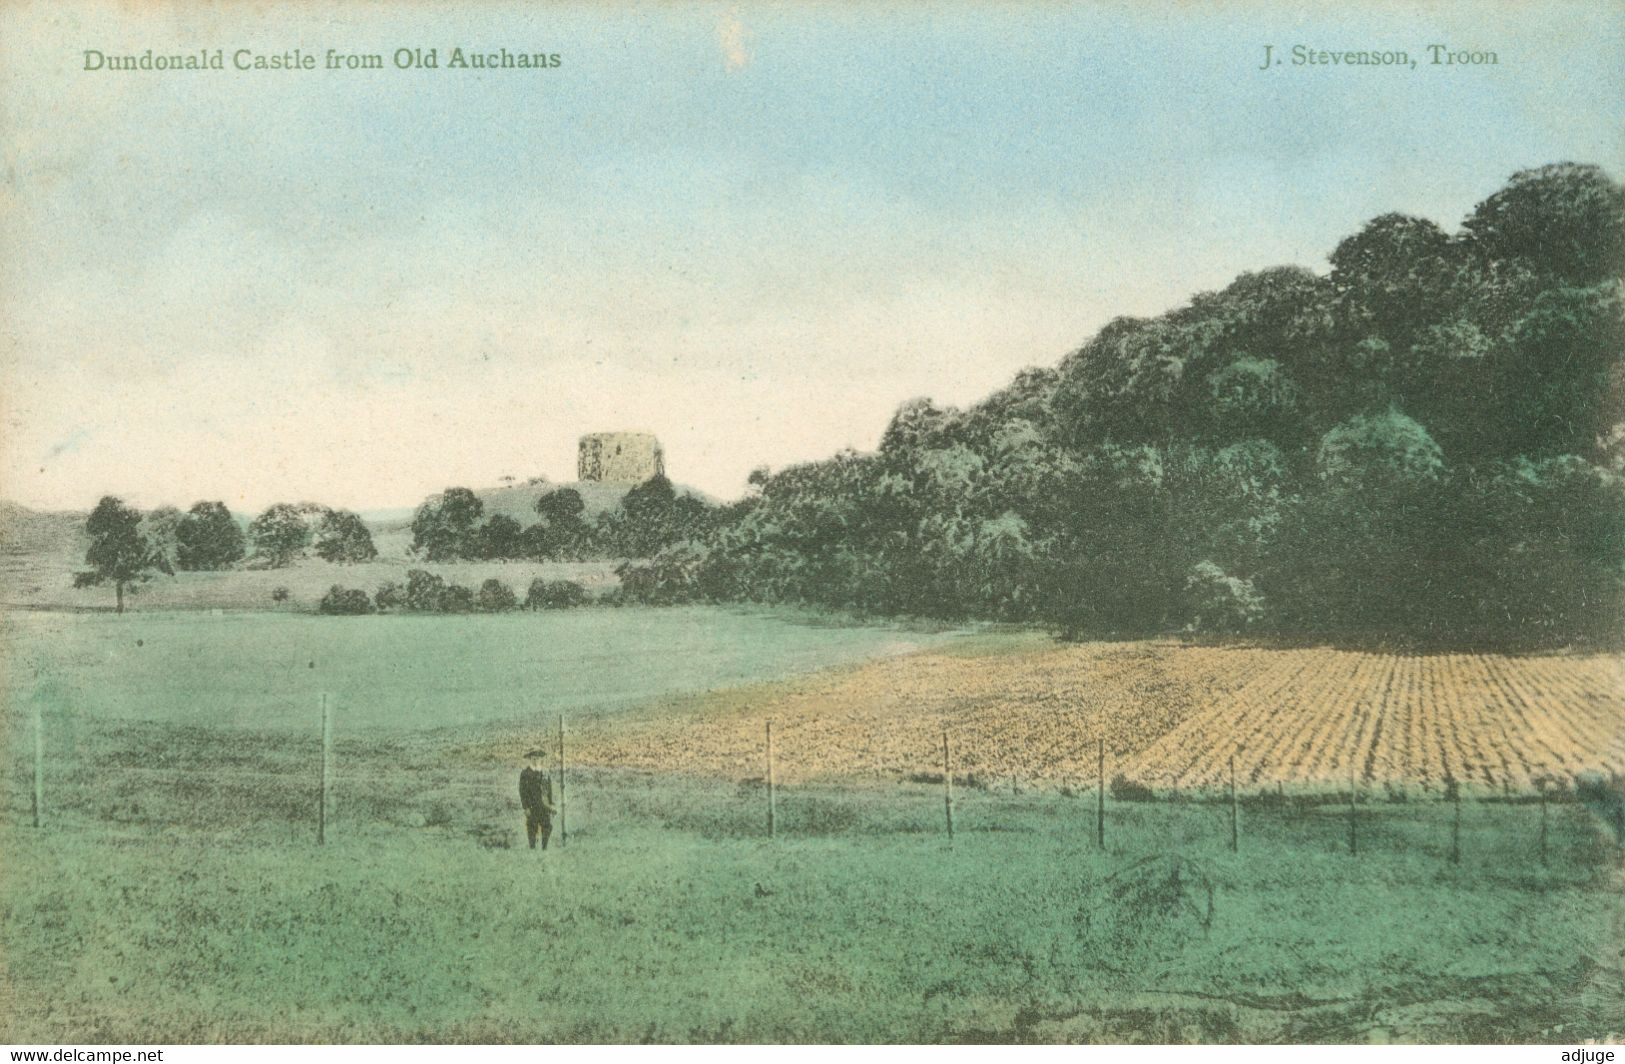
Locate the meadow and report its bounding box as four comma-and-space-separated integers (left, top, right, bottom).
3, 739, 1620, 1043
0, 607, 962, 732
2, 604, 1623, 1043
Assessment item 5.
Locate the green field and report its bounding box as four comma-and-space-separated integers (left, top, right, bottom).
3, 606, 1623, 1043
0, 607, 964, 732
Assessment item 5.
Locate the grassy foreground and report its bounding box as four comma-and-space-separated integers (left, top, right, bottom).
3, 609, 1623, 1043
2, 718, 1622, 1043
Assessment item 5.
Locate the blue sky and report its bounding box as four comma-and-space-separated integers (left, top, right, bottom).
2, 0, 1621, 512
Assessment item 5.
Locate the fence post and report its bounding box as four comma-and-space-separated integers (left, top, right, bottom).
1450, 782, 1461, 865
557, 713, 567, 848
1229, 755, 1239, 853
1538, 783, 1548, 868
317, 693, 331, 846
32, 702, 43, 830
1347, 763, 1358, 857
943, 731, 955, 847
766, 720, 777, 840
1096, 738, 1106, 849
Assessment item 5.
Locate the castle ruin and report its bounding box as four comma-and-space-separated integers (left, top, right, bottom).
578, 431, 665, 484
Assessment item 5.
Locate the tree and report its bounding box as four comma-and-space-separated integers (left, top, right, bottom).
411, 487, 484, 560
74, 497, 172, 613
1315, 408, 1445, 487
474, 514, 524, 560
374, 580, 404, 611
175, 501, 245, 570
1498, 283, 1625, 458
535, 487, 585, 524
1462, 162, 1625, 284
249, 504, 313, 568
528, 488, 592, 559
598, 475, 714, 558
145, 506, 183, 572
476, 578, 518, 612
314, 509, 378, 564
405, 569, 447, 611
1183, 561, 1265, 634
1206, 357, 1300, 443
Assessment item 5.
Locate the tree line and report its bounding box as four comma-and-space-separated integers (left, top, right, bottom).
613, 163, 1625, 648
72, 475, 715, 611
73, 498, 379, 612
407, 476, 714, 562
318, 573, 591, 615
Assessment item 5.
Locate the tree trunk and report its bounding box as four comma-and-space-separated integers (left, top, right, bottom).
115, 580, 125, 614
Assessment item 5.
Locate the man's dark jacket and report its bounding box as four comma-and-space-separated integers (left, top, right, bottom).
519, 767, 554, 815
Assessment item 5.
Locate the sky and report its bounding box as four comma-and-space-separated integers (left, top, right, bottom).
1, 0, 1622, 514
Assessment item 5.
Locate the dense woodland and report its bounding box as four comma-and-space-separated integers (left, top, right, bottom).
71, 164, 1623, 645
616, 164, 1625, 647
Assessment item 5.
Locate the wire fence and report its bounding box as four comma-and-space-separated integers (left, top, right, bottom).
8, 696, 1625, 870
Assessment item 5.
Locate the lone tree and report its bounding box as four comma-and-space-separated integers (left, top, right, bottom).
249, 503, 313, 568
175, 501, 246, 570
74, 496, 172, 613
314, 508, 378, 564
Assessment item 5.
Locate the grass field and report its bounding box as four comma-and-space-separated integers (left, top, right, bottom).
3, 605, 1623, 1043
0, 608, 963, 732
3, 736, 1621, 1043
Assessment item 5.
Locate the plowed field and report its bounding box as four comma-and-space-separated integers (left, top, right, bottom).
563, 640, 1625, 792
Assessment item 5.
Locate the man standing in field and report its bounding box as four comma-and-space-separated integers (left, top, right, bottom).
519, 750, 556, 850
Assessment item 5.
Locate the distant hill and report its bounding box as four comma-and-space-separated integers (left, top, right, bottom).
0, 500, 85, 557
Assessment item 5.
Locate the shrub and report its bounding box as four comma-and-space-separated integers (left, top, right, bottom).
405, 569, 446, 611
440, 583, 475, 613
270, 586, 290, 604
526, 578, 589, 610
319, 585, 375, 615
476, 578, 518, 612
374, 580, 404, 611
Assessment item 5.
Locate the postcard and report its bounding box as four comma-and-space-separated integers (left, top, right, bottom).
2, 0, 1622, 1047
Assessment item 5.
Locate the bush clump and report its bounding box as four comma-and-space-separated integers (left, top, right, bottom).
405, 569, 447, 611
319, 585, 375, 615
526, 578, 590, 610
374, 580, 404, 612
476, 578, 519, 612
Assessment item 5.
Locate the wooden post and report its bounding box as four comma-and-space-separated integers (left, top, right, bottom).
32, 702, 43, 829
1450, 783, 1462, 865
557, 714, 567, 848
1347, 763, 1358, 857
317, 693, 331, 845
942, 731, 955, 846
1538, 785, 1548, 868
1228, 755, 1239, 853
1096, 738, 1106, 849
766, 720, 777, 839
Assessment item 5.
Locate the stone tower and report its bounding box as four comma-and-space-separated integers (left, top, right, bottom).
577, 432, 665, 484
